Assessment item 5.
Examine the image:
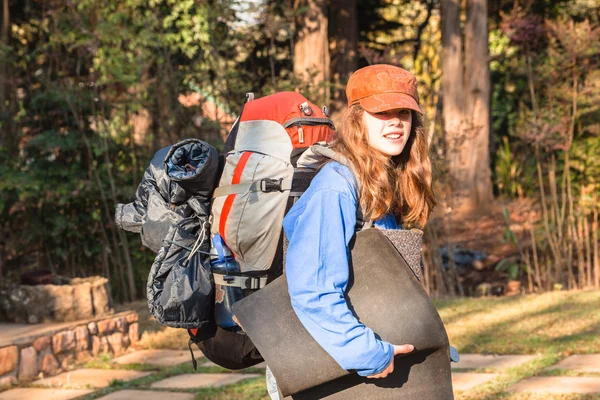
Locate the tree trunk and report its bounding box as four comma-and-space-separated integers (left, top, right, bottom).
441, 0, 493, 211
464, 0, 493, 207
440, 0, 465, 205
328, 0, 357, 122
593, 192, 599, 289
294, 0, 330, 105
0, 0, 9, 149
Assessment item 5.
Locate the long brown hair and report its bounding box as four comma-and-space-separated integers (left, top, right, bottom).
330, 104, 435, 227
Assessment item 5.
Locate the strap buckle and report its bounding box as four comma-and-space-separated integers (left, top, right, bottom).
260, 178, 284, 193
247, 276, 265, 290
213, 273, 268, 289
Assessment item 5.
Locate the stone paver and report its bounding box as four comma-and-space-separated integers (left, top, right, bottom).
112, 349, 203, 367
96, 389, 195, 400
200, 360, 267, 369
452, 354, 536, 370
34, 368, 151, 388
553, 355, 600, 373
0, 388, 94, 400
451, 372, 499, 391
509, 376, 600, 394
150, 373, 261, 389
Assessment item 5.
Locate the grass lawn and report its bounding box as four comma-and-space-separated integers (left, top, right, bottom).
108, 290, 600, 400
439, 289, 600, 400
437, 289, 600, 355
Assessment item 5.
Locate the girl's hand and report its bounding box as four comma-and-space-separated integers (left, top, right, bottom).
366, 344, 414, 379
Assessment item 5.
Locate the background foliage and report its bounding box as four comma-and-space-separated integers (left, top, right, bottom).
0, 0, 598, 301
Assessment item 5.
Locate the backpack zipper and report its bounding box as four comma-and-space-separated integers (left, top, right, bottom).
298, 126, 304, 144
282, 117, 335, 129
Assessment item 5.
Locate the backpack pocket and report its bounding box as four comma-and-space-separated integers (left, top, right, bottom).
211, 151, 293, 272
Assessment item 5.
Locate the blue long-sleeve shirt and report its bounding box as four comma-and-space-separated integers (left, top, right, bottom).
282, 161, 398, 376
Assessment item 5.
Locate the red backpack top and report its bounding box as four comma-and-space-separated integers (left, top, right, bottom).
238, 91, 333, 149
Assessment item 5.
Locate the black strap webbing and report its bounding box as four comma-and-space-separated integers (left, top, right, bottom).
290, 170, 317, 196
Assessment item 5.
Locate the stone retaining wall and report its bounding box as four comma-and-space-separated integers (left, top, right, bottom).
0, 276, 113, 324
0, 311, 139, 386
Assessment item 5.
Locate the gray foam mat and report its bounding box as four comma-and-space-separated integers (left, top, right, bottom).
232, 228, 453, 399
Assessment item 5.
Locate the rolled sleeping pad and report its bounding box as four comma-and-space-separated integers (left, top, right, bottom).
232, 228, 454, 399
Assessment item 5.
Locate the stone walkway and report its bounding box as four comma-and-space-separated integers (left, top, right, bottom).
112, 349, 204, 367
35, 369, 153, 389
0, 350, 599, 399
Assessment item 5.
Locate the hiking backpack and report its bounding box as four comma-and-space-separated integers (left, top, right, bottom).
187, 91, 336, 368
115, 92, 335, 369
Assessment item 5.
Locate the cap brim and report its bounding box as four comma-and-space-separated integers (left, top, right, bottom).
359, 93, 423, 115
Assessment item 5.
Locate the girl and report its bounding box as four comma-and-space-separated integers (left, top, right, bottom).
282, 64, 436, 384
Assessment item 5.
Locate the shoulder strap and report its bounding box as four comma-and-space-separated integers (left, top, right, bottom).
356, 211, 373, 231
297, 142, 372, 230
296, 142, 351, 170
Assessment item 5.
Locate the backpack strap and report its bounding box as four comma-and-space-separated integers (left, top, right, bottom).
212, 178, 293, 198
356, 208, 373, 231
297, 141, 351, 169
213, 273, 268, 290
297, 142, 373, 230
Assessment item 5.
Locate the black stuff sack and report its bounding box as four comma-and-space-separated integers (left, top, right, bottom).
116, 138, 220, 337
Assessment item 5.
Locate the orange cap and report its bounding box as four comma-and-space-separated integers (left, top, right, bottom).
346, 64, 423, 115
